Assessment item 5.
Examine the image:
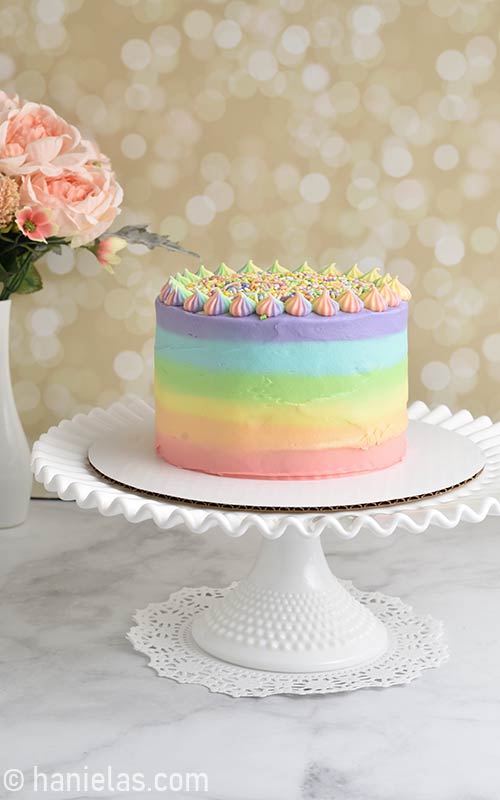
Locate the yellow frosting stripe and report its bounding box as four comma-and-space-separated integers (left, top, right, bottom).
155, 405, 408, 451
155, 381, 407, 428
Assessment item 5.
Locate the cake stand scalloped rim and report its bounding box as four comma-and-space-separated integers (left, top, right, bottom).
31, 396, 500, 539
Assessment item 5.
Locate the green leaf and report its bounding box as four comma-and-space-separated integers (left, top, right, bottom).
0, 263, 10, 282
16, 262, 43, 294
0, 251, 19, 275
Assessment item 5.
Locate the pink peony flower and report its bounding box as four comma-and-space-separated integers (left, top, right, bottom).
95, 235, 127, 273
0, 90, 21, 122
16, 206, 58, 242
19, 159, 123, 246
0, 101, 93, 177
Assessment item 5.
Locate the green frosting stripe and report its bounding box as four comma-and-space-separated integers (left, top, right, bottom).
155, 357, 407, 404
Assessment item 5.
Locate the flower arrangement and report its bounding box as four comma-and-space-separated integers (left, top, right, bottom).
0, 91, 196, 301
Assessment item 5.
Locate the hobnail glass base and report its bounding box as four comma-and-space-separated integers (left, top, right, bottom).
191, 532, 388, 672
128, 582, 448, 697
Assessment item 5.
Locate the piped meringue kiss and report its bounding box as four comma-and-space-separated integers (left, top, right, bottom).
363, 287, 388, 312
159, 279, 173, 302
184, 288, 208, 313
361, 267, 382, 283
389, 276, 412, 301
214, 262, 236, 277
230, 292, 256, 317
379, 284, 401, 307
183, 268, 199, 283
269, 259, 289, 275
204, 288, 230, 315
321, 263, 340, 276
376, 272, 392, 287
295, 261, 315, 274
165, 279, 190, 306
312, 289, 338, 316
255, 294, 284, 317
174, 271, 191, 287
285, 292, 312, 316
338, 289, 363, 313
239, 259, 262, 275
344, 264, 362, 280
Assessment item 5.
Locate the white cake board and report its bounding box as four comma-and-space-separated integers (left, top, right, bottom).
87, 413, 484, 512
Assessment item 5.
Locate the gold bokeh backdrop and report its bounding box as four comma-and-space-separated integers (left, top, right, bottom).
3, 0, 500, 447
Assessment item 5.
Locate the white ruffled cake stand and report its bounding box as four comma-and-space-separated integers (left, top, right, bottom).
32, 398, 500, 696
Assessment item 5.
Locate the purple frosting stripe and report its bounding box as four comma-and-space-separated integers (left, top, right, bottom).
156, 298, 408, 343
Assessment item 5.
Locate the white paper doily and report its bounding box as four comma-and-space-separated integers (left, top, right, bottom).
127, 582, 449, 697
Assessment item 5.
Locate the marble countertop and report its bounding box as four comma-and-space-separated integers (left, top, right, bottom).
1, 499, 499, 800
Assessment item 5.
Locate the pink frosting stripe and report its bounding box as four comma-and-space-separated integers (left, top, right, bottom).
156, 432, 406, 480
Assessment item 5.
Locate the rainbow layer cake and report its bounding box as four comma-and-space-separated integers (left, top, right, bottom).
154, 261, 410, 480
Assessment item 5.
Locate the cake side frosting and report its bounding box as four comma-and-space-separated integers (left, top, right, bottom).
154, 263, 410, 480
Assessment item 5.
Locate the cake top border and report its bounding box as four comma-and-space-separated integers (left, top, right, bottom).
158, 261, 411, 318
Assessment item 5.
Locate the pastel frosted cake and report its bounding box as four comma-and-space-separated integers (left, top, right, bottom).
154, 261, 410, 480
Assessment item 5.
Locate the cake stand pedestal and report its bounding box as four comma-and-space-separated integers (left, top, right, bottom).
32, 398, 500, 694
191, 532, 386, 672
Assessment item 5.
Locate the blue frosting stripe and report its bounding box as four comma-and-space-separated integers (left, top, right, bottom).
155, 327, 407, 376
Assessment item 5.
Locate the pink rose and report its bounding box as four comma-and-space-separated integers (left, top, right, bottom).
19, 160, 123, 246
0, 101, 93, 177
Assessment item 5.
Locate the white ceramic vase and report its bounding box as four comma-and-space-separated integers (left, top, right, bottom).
0, 299, 31, 527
